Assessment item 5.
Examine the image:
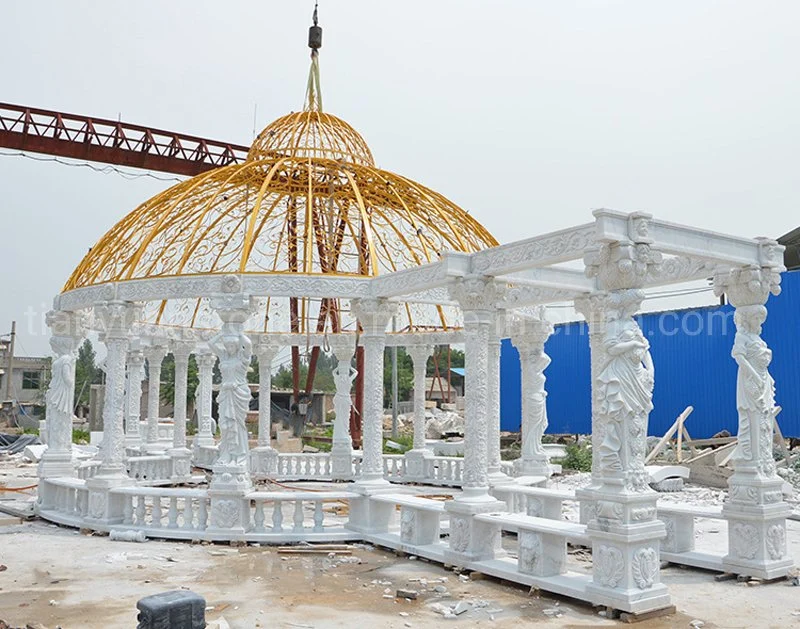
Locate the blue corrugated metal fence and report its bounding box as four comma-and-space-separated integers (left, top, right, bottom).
500, 269, 800, 438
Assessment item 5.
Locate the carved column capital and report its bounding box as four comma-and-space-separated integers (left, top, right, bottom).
94, 301, 140, 339
211, 292, 257, 325
714, 263, 783, 308
327, 334, 357, 364
584, 215, 662, 291
406, 344, 434, 366
449, 276, 505, 315
252, 336, 281, 363
350, 298, 396, 335
142, 342, 169, 364
46, 309, 88, 341
509, 307, 554, 352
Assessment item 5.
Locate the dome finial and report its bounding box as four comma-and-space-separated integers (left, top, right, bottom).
305, 1, 323, 112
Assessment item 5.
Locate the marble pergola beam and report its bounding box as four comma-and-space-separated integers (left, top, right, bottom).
52, 211, 784, 314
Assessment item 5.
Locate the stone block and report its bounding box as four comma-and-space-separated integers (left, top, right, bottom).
136, 590, 205, 629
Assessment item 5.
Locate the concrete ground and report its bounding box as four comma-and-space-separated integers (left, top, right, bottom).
3, 462, 800, 627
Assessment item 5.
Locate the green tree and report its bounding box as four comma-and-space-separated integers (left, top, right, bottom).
74, 339, 100, 408
271, 353, 336, 393
159, 353, 200, 405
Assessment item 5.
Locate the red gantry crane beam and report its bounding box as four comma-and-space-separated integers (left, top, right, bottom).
0, 102, 249, 176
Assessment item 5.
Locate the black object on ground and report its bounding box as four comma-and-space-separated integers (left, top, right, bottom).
136, 590, 206, 629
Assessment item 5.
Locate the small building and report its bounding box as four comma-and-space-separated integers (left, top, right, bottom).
0, 341, 50, 424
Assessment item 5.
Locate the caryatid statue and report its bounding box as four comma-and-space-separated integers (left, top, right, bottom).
209, 328, 252, 467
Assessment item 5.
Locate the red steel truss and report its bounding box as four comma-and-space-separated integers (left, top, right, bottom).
0, 102, 249, 176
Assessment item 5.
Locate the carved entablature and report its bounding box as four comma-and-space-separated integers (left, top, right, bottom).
714, 264, 783, 308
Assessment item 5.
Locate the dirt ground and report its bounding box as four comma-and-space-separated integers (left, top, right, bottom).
1, 518, 800, 629
3, 460, 800, 628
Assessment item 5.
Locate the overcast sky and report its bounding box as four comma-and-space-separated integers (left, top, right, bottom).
2, 1, 798, 356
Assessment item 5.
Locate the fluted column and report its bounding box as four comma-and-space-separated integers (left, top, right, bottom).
124, 343, 145, 450
143, 343, 169, 453
510, 308, 554, 478
715, 258, 792, 579
251, 337, 280, 478
350, 298, 396, 486
193, 349, 216, 449
38, 310, 85, 479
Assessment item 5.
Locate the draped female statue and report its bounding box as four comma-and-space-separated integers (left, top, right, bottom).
731, 305, 777, 475
597, 295, 655, 484
209, 330, 252, 467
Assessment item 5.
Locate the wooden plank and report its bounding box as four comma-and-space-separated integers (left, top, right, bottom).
645, 406, 692, 464
620, 605, 676, 624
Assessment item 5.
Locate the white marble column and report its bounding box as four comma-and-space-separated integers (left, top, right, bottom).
715, 260, 792, 579
350, 298, 396, 487
573, 293, 610, 523
443, 277, 506, 565
486, 319, 509, 484
582, 219, 671, 613
143, 342, 169, 453
193, 348, 216, 449
404, 344, 433, 481
124, 343, 145, 450
329, 336, 357, 480
85, 301, 139, 525
38, 310, 85, 479
251, 337, 280, 477
510, 308, 554, 478
206, 289, 256, 535
169, 339, 193, 481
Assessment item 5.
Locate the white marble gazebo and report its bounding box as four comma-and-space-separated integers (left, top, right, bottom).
37, 208, 791, 616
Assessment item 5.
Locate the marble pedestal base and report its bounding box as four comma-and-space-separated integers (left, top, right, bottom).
443, 493, 506, 567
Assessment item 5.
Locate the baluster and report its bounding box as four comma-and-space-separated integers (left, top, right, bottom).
151, 497, 162, 528
135, 495, 146, 525
79, 489, 87, 516
253, 501, 265, 533
123, 495, 134, 525
183, 498, 195, 530
240, 498, 250, 531
168, 497, 179, 528
197, 498, 208, 530
272, 500, 283, 532
313, 500, 324, 532
293, 499, 304, 532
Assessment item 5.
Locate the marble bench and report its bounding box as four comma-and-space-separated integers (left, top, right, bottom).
475, 512, 588, 577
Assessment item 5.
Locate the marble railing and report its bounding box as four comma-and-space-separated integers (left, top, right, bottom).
276, 453, 333, 479
116, 487, 209, 532
246, 490, 358, 537
382, 455, 406, 480
422, 455, 463, 486
76, 460, 102, 480
127, 454, 172, 484
38, 478, 88, 522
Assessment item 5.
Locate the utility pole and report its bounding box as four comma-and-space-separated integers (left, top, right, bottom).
4, 321, 15, 402
391, 316, 398, 438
